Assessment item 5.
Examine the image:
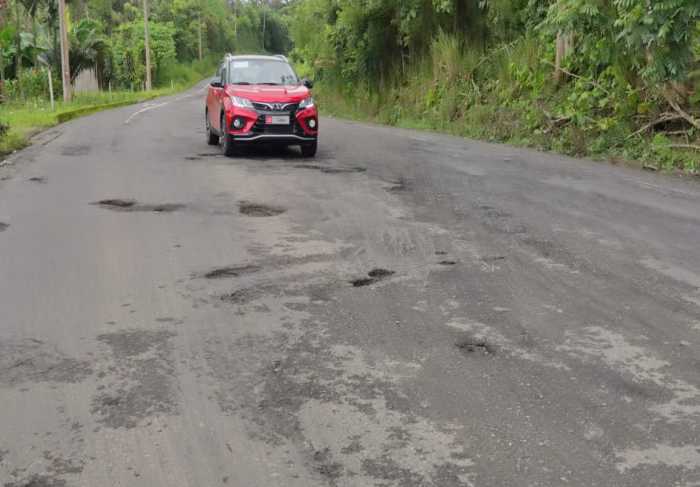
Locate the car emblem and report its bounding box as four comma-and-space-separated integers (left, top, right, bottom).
273, 103, 284, 111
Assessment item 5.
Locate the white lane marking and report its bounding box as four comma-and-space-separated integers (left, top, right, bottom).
124, 101, 170, 125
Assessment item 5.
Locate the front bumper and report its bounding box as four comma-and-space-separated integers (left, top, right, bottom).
232, 133, 317, 143
224, 104, 318, 144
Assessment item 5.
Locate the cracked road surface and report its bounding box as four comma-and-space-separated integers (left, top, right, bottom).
1, 81, 700, 486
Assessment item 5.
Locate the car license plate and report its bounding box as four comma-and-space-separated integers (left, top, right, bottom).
266, 115, 289, 125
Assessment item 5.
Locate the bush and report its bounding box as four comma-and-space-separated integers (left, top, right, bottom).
4, 68, 57, 101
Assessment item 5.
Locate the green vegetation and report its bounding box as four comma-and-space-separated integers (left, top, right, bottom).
287, 0, 700, 173
0, 0, 291, 157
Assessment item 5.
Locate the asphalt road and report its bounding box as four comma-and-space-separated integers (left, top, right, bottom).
1, 81, 700, 487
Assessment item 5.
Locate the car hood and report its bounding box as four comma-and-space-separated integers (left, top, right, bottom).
225, 85, 310, 103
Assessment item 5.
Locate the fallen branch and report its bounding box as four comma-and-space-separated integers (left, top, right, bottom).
542, 61, 610, 95
627, 113, 686, 139
663, 92, 700, 130
668, 144, 700, 151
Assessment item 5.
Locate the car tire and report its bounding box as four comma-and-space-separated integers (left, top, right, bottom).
220, 115, 237, 157
206, 111, 218, 145
301, 140, 317, 158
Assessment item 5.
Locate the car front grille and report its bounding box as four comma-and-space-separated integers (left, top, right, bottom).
252, 102, 299, 112
252, 115, 307, 136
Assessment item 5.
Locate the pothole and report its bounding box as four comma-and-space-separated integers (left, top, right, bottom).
351, 278, 376, 288
203, 265, 262, 279
320, 166, 366, 174
351, 268, 395, 287
238, 201, 286, 217
220, 288, 265, 305
95, 198, 136, 209
28, 176, 47, 183
387, 177, 411, 192
438, 260, 458, 266
0, 222, 8, 232
456, 339, 495, 355
92, 200, 185, 213
482, 256, 506, 262
368, 268, 395, 278
294, 164, 366, 174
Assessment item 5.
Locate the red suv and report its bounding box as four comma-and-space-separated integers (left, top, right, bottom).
205, 54, 318, 157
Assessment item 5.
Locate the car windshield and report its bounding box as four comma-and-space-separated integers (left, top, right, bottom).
229, 59, 299, 86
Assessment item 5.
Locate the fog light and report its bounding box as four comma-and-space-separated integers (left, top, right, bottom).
308, 118, 317, 129
232, 117, 244, 129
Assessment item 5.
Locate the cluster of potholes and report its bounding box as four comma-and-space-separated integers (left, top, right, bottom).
91, 199, 288, 218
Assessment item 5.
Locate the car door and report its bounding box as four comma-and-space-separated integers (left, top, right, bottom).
214, 64, 228, 132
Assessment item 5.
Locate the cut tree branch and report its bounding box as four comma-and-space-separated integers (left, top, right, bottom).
663, 92, 700, 130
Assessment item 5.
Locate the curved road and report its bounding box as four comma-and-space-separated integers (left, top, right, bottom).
1, 82, 699, 486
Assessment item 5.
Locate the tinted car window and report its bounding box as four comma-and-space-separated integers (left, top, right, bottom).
229, 59, 299, 86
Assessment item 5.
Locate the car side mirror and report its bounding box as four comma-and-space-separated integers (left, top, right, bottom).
302, 78, 314, 89
210, 79, 223, 88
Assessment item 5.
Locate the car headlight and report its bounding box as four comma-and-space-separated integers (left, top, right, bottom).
299, 97, 315, 109
231, 96, 254, 109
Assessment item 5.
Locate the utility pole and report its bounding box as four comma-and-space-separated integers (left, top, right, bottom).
143, 0, 152, 91
58, 0, 71, 101
197, 9, 203, 61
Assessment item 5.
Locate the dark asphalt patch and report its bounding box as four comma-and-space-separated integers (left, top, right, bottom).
351, 268, 395, 287
435, 251, 448, 256
92, 329, 178, 429
0, 339, 92, 387
60, 145, 90, 157
0, 222, 8, 232
28, 177, 47, 183
238, 201, 286, 217
4, 475, 67, 487
456, 338, 495, 355
204, 264, 262, 279
438, 260, 458, 266
93, 199, 185, 213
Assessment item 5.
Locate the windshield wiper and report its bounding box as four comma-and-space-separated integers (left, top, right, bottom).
232, 82, 252, 85
259, 82, 281, 86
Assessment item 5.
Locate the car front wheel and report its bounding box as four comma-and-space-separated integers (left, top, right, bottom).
206, 111, 218, 145
220, 115, 237, 157
301, 140, 317, 158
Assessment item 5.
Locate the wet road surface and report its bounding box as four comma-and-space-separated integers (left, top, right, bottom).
1, 81, 700, 486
